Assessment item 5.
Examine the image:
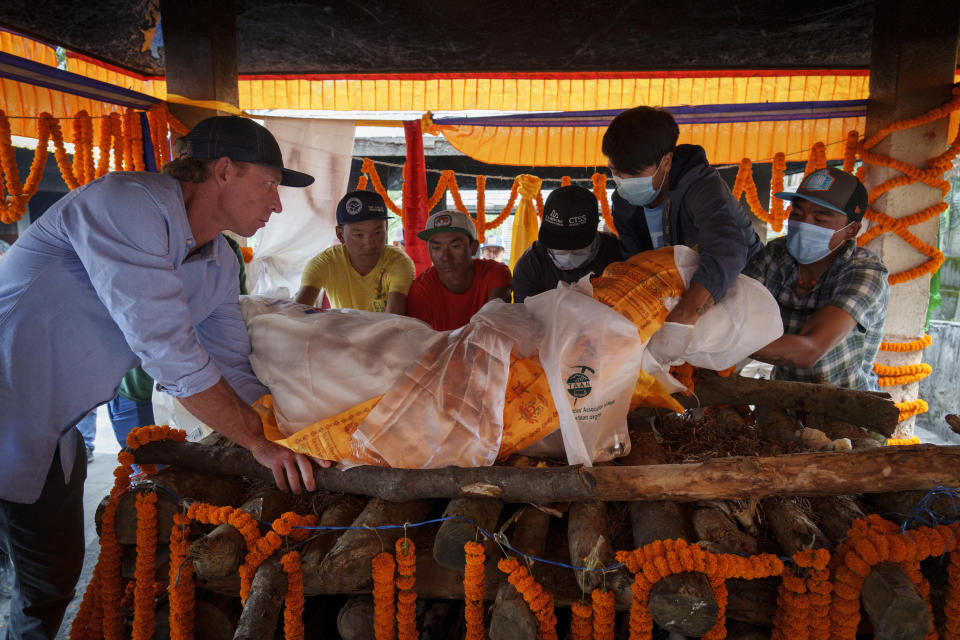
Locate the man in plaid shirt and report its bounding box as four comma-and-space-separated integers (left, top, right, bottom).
743, 167, 889, 390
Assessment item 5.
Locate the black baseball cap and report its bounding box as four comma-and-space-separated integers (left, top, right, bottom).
776, 167, 867, 222
538, 186, 600, 250
181, 116, 314, 188
336, 190, 390, 225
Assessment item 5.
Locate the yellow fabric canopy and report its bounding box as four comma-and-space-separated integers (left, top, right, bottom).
433, 115, 870, 166
3, 31, 958, 167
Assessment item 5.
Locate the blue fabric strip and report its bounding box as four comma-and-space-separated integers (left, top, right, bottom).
0, 51, 160, 110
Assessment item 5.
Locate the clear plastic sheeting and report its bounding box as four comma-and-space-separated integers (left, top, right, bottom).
240, 291, 646, 468
241, 297, 445, 434
239, 246, 783, 469
669, 246, 784, 371
352, 303, 540, 468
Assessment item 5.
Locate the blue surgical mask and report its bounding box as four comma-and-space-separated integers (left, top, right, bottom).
612, 159, 664, 207
786, 220, 851, 264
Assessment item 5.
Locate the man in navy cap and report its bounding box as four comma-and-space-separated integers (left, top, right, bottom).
745, 167, 889, 390
0, 116, 320, 639
295, 190, 415, 313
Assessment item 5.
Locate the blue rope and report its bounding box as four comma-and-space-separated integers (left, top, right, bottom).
135, 479, 960, 574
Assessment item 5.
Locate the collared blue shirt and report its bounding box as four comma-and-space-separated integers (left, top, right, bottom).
0, 172, 267, 503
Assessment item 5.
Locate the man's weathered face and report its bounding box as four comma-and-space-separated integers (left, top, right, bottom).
336, 219, 387, 272
222, 161, 283, 237
427, 231, 476, 279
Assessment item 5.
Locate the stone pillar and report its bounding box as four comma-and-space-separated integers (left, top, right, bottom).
160, 0, 239, 128
863, 0, 960, 436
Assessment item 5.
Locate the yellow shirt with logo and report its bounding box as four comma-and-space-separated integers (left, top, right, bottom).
300, 244, 415, 312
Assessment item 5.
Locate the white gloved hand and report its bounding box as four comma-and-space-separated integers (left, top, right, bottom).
646, 321, 695, 365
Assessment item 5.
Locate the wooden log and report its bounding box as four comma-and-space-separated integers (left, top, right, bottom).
489, 506, 546, 640
868, 489, 958, 526
567, 501, 610, 593
193, 599, 238, 640
947, 414, 960, 436
299, 495, 367, 583
755, 407, 800, 449
726, 621, 770, 640
433, 497, 504, 570
676, 370, 900, 435
726, 577, 778, 626
418, 600, 463, 640
317, 498, 432, 593
110, 469, 243, 545
862, 562, 932, 640
190, 490, 294, 579
809, 495, 866, 542
806, 416, 884, 449
336, 596, 375, 640
234, 556, 285, 640
489, 579, 537, 640
132, 441, 960, 502
692, 505, 758, 555
121, 544, 170, 582
762, 498, 828, 555
625, 418, 718, 636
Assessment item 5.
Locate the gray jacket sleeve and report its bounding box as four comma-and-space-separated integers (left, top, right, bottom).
681, 172, 758, 302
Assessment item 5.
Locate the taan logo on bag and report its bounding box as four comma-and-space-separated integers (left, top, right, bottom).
545, 209, 564, 226
345, 197, 364, 216
434, 214, 452, 227
804, 170, 835, 192
565, 365, 594, 399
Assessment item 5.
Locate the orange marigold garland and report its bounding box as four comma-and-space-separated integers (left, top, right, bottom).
873, 362, 932, 387
281, 551, 305, 640
372, 551, 397, 640
592, 172, 617, 235
946, 549, 960, 640
497, 556, 558, 640
101, 450, 136, 640
168, 512, 195, 640
474, 175, 487, 239
828, 516, 960, 640
570, 599, 592, 640
360, 158, 403, 215
616, 538, 783, 640
132, 490, 159, 640
463, 541, 486, 640
880, 334, 932, 353
591, 587, 615, 640
47, 113, 79, 190
895, 398, 929, 423
395, 538, 417, 640
772, 548, 831, 640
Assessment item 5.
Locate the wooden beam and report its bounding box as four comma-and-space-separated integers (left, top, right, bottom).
132, 440, 960, 503
160, 0, 239, 127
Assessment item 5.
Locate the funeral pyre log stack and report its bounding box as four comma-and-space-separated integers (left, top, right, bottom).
101, 371, 960, 640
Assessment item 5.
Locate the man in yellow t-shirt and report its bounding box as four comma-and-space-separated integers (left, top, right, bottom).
295, 191, 415, 313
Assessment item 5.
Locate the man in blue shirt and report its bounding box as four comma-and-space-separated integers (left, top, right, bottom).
0, 116, 319, 640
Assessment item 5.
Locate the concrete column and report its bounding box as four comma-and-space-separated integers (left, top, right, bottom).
864, 0, 960, 436
160, 0, 239, 128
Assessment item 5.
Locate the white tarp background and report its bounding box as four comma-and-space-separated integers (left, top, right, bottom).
248, 117, 355, 296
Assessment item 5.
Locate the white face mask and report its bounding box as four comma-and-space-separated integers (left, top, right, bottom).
547, 235, 600, 270
611, 158, 665, 207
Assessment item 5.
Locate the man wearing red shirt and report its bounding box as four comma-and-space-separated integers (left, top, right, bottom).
406, 210, 512, 330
